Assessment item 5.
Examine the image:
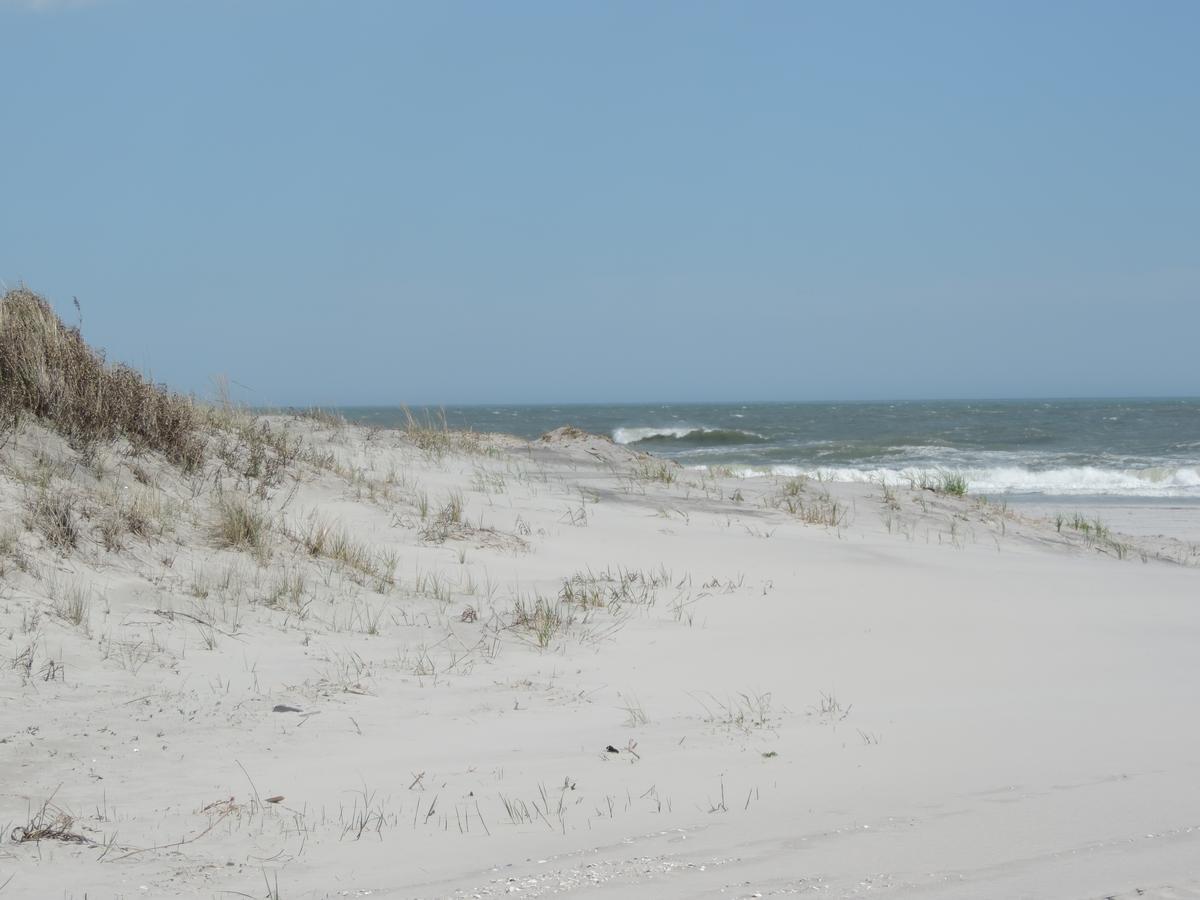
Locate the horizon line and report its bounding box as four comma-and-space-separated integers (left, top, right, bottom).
261, 394, 1200, 410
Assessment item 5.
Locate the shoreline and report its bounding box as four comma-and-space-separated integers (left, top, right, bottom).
999, 494, 1200, 545
323, 402, 1200, 510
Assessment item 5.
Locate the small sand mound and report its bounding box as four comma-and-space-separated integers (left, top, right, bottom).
539, 425, 612, 443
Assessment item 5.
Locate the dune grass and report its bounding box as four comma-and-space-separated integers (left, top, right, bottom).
907, 469, 969, 497
420, 491, 466, 543
938, 471, 969, 497
512, 593, 573, 648
0, 288, 204, 469
24, 485, 81, 552
289, 514, 396, 587
402, 407, 487, 458
212, 494, 272, 555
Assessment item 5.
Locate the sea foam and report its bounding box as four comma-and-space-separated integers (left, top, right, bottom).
613, 425, 765, 446
691, 464, 1200, 498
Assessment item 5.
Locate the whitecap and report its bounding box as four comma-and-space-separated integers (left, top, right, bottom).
758, 464, 1200, 498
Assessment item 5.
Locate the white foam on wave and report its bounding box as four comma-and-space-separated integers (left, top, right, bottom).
688, 463, 1200, 497
613, 425, 696, 444
612, 424, 764, 444
963, 465, 1200, 497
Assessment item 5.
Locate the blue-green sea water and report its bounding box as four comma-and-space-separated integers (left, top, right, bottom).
335, 400, 1200, 500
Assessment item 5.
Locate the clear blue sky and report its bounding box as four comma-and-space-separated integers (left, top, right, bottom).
2, 1, 1197, 405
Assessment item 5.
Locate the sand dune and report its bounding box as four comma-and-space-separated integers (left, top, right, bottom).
1, 408, 1198, 899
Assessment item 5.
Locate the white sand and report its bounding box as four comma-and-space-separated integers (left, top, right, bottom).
1, 416, 1198, 899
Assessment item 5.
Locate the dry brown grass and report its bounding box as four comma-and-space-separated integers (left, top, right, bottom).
403, 407, 488, 457
0, 288, 203, 470
212, 494, 271, 555
24, 485, 80, 551
293, 406, 347, 428
97, 489, 169, 551
11, 792, 90, 845
0, 525, 31, 576
290, 515, 394, 586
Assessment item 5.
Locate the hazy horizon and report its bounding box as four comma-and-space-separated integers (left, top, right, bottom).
3, 1, 1198, 406
325, 395, 1200, 408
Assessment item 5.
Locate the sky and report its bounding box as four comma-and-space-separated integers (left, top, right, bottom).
1, 0, 1197, 406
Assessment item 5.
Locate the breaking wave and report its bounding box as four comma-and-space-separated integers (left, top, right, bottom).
613, 425, 766, 447
693, 464, 1200, 498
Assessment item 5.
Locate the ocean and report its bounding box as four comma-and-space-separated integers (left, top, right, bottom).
336, 399, 1200, 501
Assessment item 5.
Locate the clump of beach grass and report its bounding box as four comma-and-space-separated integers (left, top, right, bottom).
52, 581, 92, 630
0, 288, 204, 470
402, 407, 485, 458
293, 406, 347, 429
24, 485, 81, 552
0, 526, 31, 576
938, 471, 968, 497
908, 469, 968, 497
420, 491, 466, 543
96, 488, 171, 551
633, 459, 677, 485
212, 494, 272, 555
208, 411, 306, 492
780, 475, 807, 498
512, 593, 573, 648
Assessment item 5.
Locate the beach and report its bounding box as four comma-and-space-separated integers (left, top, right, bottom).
2, 410, 1199, 899
5, 0, 1200, 893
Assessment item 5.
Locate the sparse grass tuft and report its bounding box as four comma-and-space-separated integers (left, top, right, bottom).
25, 486, 80, 551
618, 693, 648, 727
294, 406, 346, 428
420, 491, 466, 543
402, 407, 485, 457
1068, 513, 1109, 541
208, 413, 304, 490
633, 459, 677, 485
1059, 512, 1132, 559
692, 690, 774, 732
52, 580, 92, 629
290, 515, 394, 586
559, 566, 671, 610
0, 526, 30, 575
879, 477, 900, 510
780, 476, 807, 497
771, 485, 847, 527
97, 488, 169, 551
512, 593, 573, 648
262, 569, 310, 618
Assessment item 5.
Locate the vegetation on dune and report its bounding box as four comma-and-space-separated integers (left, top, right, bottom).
936, 471, 968, 497
0, 288, 204, 469
906, 468, 969, 497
